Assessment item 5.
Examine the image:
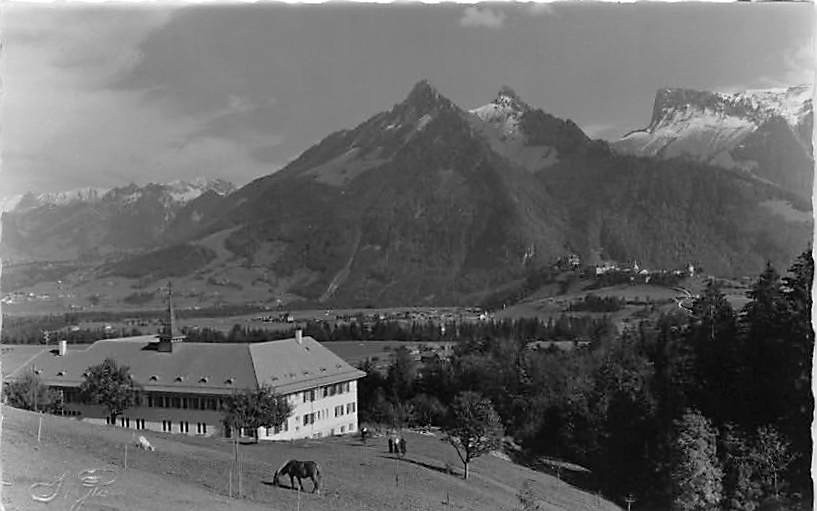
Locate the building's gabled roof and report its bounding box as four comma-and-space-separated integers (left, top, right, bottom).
5, 334, 365, 396
250, 336, 366, 395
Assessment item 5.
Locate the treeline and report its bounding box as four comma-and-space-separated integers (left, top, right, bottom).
567, 294, 625, 312
2, 309, 616, 346
357, 252, 814, 510
178, 315, 617, 345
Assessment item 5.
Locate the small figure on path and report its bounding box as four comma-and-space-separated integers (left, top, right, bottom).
399, 437, 407, 456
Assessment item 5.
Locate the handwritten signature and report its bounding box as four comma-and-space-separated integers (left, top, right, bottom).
29, 468, 118, 510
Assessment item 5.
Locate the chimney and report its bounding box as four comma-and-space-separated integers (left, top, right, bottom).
58, 340, 67, 356
295, 329, 303, 345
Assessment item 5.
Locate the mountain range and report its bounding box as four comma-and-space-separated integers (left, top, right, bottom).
1, 178, 235, 262
1, 82, 811, 307
613, 85, 813, 199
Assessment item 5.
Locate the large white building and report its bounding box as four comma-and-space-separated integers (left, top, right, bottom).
6, 288, 366, 440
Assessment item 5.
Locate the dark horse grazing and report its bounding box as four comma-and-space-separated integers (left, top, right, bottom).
272, 460, 322, 493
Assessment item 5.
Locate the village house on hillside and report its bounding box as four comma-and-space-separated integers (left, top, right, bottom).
5, 285, 366, 441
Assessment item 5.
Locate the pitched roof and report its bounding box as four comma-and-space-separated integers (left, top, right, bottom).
249, 336, 366, 395
6, 335, 365, 396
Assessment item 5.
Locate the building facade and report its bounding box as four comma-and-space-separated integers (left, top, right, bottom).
7, 326, 365, 441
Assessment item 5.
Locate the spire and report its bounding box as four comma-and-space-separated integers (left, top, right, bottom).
159, 281, 185, 345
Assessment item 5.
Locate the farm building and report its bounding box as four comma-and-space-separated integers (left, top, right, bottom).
5, 286, 365, 441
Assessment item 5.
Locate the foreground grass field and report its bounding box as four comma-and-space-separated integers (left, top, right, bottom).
2, 407, 622, 511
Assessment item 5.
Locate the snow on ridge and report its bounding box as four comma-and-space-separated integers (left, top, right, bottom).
0, 195, 24, 214
1, 178, 235, 213
654, 85, 812, 131
470, 91, 528, 140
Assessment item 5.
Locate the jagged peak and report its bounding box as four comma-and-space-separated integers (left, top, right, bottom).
404, 79, 446, 108
386, 79, 459, 125
495, 85, 531, 112
497, 85, 522, 102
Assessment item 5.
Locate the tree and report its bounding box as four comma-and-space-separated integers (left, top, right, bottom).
721, 424, 762, 511
670, 409, 723, 511
4, 372, 62, 413
409, 393, 447, 427
443, 391, 504, 480
222, 384, 292, 443
750, 426, 796, 501
386, 347, 417, 402
79, 358, 138, 425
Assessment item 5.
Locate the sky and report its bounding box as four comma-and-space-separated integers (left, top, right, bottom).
1, 1, 813, 196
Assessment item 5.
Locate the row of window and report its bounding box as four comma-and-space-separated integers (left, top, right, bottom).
329, 424, 356, 436
265, 421, 289, 436
301, 382, 352, 403
62, 388, 224, 411
295, 401, 357, 427
146, 395, 221, 411
106, 416, 208, 435
334, 402, 356, 417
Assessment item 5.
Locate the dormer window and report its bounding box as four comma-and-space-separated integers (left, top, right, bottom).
302, 370, 310, 375
82, 371, 89, 378
271, 376, 279, 381
175, 376, 184, 382
320, 368, 326, 372
57, 370, 66, 377
225, 377, 235, 385
199, 377, 209, 384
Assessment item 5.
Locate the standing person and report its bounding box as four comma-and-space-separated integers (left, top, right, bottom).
399, 437, 407, 456
388, 437, 394, 453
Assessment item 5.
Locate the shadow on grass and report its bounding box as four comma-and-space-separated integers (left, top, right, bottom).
376, 455, 460, 478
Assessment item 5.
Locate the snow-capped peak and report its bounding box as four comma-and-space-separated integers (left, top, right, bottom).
1, 178, 235, 214
1, 186, 108, 213
470, 86, 532, 140
647, 84, 811, 133
162, 177, 235, 202
613, 83, 813, 198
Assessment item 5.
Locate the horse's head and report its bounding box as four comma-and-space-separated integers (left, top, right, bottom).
272, 470, 280, 486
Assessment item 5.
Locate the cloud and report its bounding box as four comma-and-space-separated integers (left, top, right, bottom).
527, 3, 555, 16
0, 5, 280, 196
781, 40, 814, 86
459, 6, 506, 29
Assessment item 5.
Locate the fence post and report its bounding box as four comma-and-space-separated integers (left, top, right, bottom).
37, 415, 42, 443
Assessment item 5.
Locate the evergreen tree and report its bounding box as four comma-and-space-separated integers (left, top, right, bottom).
670, 409, 723, 511
741, 263, 790, 426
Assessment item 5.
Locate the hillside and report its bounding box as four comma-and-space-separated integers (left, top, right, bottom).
1, 406, 621, 511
